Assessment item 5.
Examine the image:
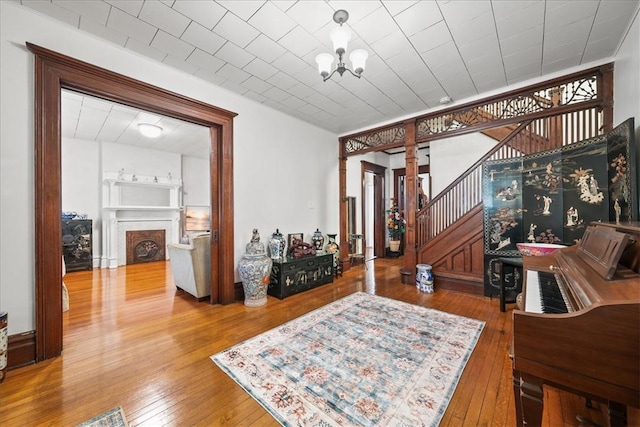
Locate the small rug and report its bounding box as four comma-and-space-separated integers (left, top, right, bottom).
76, 406, 128, 427
211, 292, 485, 426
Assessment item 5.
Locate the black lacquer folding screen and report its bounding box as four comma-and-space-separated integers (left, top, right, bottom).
482, 118, 637, 297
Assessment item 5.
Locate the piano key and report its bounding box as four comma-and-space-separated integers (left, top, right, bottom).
525, 270, 569, 314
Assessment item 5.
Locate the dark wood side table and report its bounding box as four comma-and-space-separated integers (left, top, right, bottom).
496, 257, 523, 312
268, 254, 334, 299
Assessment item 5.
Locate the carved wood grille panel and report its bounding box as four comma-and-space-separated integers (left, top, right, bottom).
415, 75, 598, 141
342, 68, 604, 157
343, 124, 405, 154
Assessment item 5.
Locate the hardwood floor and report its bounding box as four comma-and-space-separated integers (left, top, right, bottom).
0, 257, 624, 426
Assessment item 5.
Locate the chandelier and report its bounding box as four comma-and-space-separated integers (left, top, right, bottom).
315, 10, 368, 82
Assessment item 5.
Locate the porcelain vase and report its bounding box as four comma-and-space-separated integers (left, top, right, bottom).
269, 228, 286, 259
416, 264, 434, 293
0, 312, 7, 383
238, 229, 273, 307
325, 234, 340, 274
312, 228, 325, 251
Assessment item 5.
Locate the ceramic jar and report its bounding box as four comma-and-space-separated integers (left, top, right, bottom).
269, 228, 286, 259
0, 312, 7, 383
325, 234, 340, 271
238, 229, 273, 307
416, 264, 434, 293
312, 228, 325, 251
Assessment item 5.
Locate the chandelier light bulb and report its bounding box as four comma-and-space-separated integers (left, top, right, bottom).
349, 49, 368, 75
315, 53, 334, 78
330, 25, 351, 55
138, 123, 163, 138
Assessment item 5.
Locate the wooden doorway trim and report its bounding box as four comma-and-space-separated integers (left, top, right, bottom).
28, 43, 237, 362
361, 161, 386, 258
393, 164, 431, 212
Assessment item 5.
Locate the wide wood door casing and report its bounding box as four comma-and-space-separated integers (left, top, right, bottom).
28, 43, 237, 364
361, 161, 386, 259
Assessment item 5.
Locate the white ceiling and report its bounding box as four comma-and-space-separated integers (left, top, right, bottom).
62, 89, 212, 158
20, 0, 640, 155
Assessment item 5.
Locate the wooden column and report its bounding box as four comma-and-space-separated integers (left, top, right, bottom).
401, 120, 417, 284
600, 63, 614, 132
338, 137, 350, 271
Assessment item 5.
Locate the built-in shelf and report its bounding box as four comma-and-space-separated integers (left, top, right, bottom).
103, 171, 182, 188
103, 206, 182, 211
104, 179, 181, 190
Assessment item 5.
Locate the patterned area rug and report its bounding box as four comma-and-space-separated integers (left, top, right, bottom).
211, 292, 485, 426
76, 406, 128, 427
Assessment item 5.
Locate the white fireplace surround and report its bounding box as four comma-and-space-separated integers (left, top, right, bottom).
101, 172, 182, 268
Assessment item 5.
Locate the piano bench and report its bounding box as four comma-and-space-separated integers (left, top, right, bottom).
496, 257, 523, 312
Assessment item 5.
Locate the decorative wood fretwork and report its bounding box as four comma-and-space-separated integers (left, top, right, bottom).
341, 65, 609, 157
415, 74, 598, 141
343, 123, 405, 155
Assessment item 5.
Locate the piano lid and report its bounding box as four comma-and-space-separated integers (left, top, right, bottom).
577, 225, 632, 280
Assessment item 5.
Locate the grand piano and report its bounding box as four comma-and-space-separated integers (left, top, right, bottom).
512, 222, 640, 426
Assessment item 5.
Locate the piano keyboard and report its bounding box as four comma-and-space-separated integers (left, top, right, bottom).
525, 270, 573, 314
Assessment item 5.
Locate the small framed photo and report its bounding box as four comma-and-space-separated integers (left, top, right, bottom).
288, 233, 303, 249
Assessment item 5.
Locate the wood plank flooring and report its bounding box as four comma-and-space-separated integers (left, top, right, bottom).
0, 257, 625, 426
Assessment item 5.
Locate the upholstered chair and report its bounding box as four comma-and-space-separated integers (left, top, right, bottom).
166, 233, 211, 300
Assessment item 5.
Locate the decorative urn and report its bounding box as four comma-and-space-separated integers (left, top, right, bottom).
238, 229, 273, 307
312, 228, 325, 251
269, 228, 286, 260
416, 264, 434, 293
325, 234, 340, 272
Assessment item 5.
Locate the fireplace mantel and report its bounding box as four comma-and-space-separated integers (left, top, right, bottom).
101, 172, 182, 268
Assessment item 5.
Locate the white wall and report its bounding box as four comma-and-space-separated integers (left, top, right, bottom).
430, 133, 497, 196
0, 2, 338, 335
182, 156, 210, 207
63, 138, 207, 265
613, 7, 640, 217
614, 8, 640, 128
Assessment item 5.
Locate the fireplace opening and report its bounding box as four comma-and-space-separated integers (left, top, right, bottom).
126, 230, 166, 265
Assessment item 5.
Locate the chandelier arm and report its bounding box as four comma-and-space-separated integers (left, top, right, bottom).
344, 67, 362, 79
322, 68, 339, 82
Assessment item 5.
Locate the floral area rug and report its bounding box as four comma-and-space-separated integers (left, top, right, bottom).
211, 292, 485, 426
75, 406, 128, 427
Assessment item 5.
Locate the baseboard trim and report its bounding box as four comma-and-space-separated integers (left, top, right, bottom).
8, 331, 36, 370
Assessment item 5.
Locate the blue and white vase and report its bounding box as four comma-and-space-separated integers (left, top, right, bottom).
312, 228, 325, 251
416, 264, 434, 293
269, 228, 286, 259
238, 229, 273, 307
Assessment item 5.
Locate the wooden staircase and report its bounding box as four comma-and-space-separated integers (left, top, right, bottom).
339, 64, 613, 295
415, 112, 604, 295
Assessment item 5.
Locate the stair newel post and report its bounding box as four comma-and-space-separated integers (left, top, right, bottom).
401, 120, 417, 284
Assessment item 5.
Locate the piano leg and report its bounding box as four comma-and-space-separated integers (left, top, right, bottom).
608, 401, 627, 426
514, 370, 544, 427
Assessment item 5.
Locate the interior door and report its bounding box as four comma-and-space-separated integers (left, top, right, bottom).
361, 161, 386, 259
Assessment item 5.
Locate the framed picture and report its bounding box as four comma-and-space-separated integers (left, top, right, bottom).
185, 206, 211, 231
288, 233, 303, 249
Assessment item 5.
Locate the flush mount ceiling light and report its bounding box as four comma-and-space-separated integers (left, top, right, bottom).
315, 10, 368, 82
138, 123, 163, 138
439, 96, 453, 105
